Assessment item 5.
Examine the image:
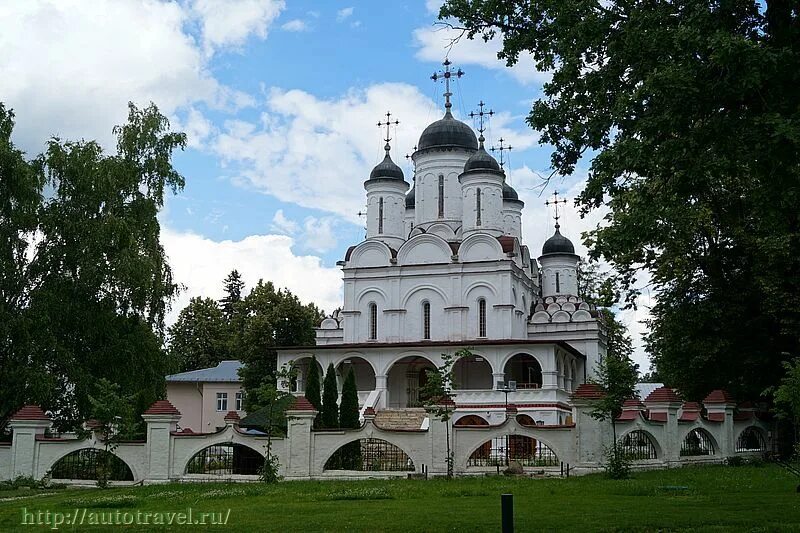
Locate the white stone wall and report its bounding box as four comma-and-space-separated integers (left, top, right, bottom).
412, 149, 471, 230
365, 179, 408, 249
539, 254, 579, 298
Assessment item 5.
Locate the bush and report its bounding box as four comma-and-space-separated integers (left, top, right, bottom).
259, 453, 281, 484
604, 446, 631, 479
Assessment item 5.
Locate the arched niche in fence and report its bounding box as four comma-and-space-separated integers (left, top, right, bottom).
467, 435, 559, 467
50, 449, 134, 481
185, 443, 263, 476
735, 426, 766, 453
680, 428, 715, 457
619, 430, 658, 460
324, 438, 415, 472
454, 415, 489, 427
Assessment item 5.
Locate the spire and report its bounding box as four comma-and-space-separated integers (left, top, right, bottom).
490, 138, 513, 169
469, 100, 494, 149
545, 190, 568, 230
431, 58, 464, 114
377, 111, 399, 157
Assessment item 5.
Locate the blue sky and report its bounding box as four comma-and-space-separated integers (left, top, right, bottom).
0, 0, 652, 367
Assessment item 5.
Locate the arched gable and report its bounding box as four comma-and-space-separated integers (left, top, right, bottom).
348, 240, 393, 268
426, 222, 457, 241
397, 233, 453, 265
459, 233, 504, 262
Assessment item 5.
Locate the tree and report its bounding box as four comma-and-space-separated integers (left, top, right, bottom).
339, 369, 360, 429
220, 269, 245, 322
167, 297, 229, 372
304, 356, 322, 429
771, 356, 800, 459
420, 348, 469, 478
86, 378, 137, 488
321, 363, 339, 429
590, 352, 639, 479
0, 101, 185, 430
440, 1, 800, 401
247, 364, 296, 483
237, 281, 323, 406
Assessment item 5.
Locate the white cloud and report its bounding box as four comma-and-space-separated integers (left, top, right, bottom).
425, 0, 443, 14
413, 26, 549, 85
162, 228, 342, 324
281, 19, 309, 32
270, 210, 340, 254
271, 209, 300, 234
336, 7, 354, 22
178, 107, 215, 149
0, 0, 277, 153
191, 0, 285, 54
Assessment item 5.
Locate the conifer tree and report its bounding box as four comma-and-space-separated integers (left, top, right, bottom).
339, 369, 359, 429
304, 356, 322, 428
321, 363, 339, 429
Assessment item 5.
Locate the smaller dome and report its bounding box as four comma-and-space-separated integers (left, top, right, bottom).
369, 151, 404, 181
542, 226, 575, 255
405, 186, 415, 208
464, 147, 501, 172
503, 182, 519, 201
418, 110, 479, 151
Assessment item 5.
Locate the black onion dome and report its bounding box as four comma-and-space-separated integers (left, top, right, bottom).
464, 147, 501, 172
418, 110, 479, 151
369, 152, 404, 180
542, 226, 575, 255
405, 186, 415, 208
503, 182, 519, 201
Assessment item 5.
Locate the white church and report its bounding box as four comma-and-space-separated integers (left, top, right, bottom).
277, 69, 604, 429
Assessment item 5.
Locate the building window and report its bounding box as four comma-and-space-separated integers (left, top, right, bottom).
369, 303, 377, 340
478, 299, 487, 338
216, 392, 228, 412
438, 175, 445, 218
378, 197, 384, 234
235, 391, 243, 411
423, 302, 431, 340
476, 188, 482, 226
555, 272, 561, 293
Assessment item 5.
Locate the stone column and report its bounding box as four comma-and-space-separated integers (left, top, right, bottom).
8, 406, 52, 479
142, 400, 181, 482
284, 397, 317, 479
492, 372, 506, 389
375, 374, 388, 409
703, 390, 737, 456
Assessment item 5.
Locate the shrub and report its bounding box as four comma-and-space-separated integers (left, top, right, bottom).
604, 446, 631, 479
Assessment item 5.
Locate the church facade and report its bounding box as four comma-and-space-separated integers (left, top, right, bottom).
277, 95, 605, 428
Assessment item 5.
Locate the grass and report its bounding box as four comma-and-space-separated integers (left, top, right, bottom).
0, 464, 798, 531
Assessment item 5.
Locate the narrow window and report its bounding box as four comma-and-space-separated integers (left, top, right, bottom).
478, 299, 487, 337
369, 303, 377, 340
378, 197, 384, 234
216, 392, 228, 412
555, 272, 561, 293
476, 188, 482, 226
423, 302, 431, 340
438, 175, 445, 218
235, 391, 243, 411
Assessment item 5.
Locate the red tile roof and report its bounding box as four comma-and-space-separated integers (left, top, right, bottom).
363, 407, 376, 416
682, 402, 701, 411
703, 389, 735, 404
572, 383, 605, 400
648, 411, 668, 423
616, 410, 640, 421
705, 412, 725, 422
497, 236, 516, 253
224, 411, 240, 421
289, 396, 317, 411
143, 400, 181, 416
678, 411, 700, 422
622, 398, 645, 410
644, 386, 681, 403
11, 405, 50, 421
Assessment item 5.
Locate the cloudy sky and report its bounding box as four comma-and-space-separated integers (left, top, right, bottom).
0, 0, 653, 368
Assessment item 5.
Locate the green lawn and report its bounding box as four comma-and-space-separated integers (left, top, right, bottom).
1, 464, 798, 531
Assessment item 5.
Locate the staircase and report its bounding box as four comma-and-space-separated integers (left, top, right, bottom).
374, 408, 428, 430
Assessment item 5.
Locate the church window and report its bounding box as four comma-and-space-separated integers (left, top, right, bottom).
555, 272, 561, 293
369, 303, 377, 340
478, 299, 487, 337
476, 188, 482, 226
438, 175, 445, 218
378, 197, 384, 234
422, 302, 431, 340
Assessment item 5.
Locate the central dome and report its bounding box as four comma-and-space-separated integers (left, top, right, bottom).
418, 110, 479, 151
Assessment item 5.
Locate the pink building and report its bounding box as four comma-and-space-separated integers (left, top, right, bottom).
165, 361, 245, 432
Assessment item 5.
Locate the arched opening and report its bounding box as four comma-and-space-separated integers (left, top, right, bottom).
452, 354, 493, 390
387, 356, 436, 407
504, 354, 543, 389
290, 357, 324, 393
324, 438, 414, 471
736, 427, 766, 453
619, 430, 658, 460
516, 414, 536, 426
681, 428, 715, 456
468, 436, 558, 467
185, 443, 262, 476
50, 449, 134, 481
336, 357, 376, 401
454, 415, 489, 427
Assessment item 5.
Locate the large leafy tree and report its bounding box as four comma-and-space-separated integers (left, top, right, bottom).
0, 102, 185, 429
441, 0, 800, 400
237, 281, 323, 406
167, 297, 229, 372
